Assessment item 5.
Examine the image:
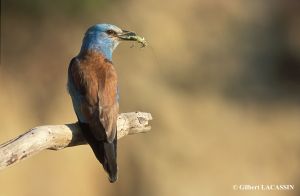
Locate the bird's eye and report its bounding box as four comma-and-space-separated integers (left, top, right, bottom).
106, 30, 117, 36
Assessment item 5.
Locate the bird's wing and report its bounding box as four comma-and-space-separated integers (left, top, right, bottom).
68, 57, 118, 142
97, 62, 119, 143
68, 57, 99, 125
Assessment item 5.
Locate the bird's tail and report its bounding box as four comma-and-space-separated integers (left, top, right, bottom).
78, 122, 118, 183
103, 139, 118, 182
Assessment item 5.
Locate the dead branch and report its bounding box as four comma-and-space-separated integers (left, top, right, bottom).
0, 112, 152, 170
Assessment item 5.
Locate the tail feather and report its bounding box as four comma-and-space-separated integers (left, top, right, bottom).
78, 122, 118, 183
104, 140, 118, 182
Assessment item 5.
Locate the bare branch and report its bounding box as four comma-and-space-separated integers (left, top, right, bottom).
0, 112, 152, 170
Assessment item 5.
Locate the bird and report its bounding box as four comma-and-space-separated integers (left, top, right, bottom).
67, 24, 143, 183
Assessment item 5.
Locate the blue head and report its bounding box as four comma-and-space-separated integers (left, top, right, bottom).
80, 24, 138, 60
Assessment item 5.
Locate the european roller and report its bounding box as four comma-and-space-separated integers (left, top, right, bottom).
67, 24, 145, 183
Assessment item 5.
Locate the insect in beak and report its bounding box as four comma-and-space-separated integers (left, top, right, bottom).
117, 30, 147, 48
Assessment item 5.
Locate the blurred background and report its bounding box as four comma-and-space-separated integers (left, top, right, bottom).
1, 0, 300, 196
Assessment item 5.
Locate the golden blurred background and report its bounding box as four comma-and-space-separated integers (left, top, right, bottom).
1, 0, 300, 196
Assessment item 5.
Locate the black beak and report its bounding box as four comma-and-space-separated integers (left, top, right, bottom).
117, 30, 138, 41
